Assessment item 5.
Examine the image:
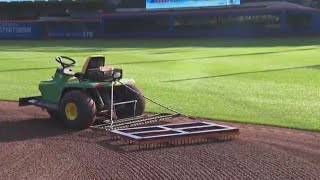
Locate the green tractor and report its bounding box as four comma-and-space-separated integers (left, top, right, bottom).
19, 55, 149, 129
19, 55, 240, 144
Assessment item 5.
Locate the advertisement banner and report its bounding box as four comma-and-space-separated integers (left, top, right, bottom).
0, 0, 61, 1
47, 32, 95, 39
146, 0, 240, 9
0, 21, 42, 39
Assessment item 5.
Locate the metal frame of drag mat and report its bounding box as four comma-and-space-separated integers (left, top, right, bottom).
110, 121, 240, 146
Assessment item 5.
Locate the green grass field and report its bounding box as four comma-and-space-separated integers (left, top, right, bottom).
0, 38, 319, 131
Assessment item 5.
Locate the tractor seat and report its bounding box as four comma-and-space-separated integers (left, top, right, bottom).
82, 55, 105, 79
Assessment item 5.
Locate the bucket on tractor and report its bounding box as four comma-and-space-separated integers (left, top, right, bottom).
19, 55, 239, 147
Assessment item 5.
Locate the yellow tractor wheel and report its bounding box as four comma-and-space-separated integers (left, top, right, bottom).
59, 90, 96, 129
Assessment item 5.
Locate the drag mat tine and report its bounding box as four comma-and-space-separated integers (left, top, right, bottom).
98, 137, 238, 153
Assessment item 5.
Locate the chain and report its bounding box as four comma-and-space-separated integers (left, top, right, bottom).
117, 80, 203, 122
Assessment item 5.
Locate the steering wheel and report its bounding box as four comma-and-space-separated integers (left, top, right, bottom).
55, 56, 76, 69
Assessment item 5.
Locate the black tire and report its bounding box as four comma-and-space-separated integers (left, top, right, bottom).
47, 110, 58, 119
114, 84, 146, 119
59, 90, 96, 129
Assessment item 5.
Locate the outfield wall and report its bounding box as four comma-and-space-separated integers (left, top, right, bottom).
1, 6, 320, 39
101, 7, 320, 37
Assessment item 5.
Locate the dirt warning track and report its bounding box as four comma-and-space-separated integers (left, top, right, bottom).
0, 101, 320, 180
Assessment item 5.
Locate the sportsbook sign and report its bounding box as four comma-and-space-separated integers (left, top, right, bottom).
146, 0, 240, 9
0, 22, 41, 39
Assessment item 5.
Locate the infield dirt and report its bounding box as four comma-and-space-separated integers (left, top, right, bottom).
0, 101, 319, 180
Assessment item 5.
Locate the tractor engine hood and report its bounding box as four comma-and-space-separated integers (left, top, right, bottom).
86, 66, 123, 82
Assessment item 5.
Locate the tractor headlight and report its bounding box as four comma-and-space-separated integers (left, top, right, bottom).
113, 72, 121, 78
112, 69, 122, 80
